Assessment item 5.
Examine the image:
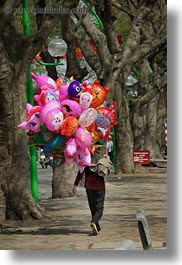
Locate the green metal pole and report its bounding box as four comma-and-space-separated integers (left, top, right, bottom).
22, 0, 39, 202
111, 127, 116, 173
82, 0, 104, 31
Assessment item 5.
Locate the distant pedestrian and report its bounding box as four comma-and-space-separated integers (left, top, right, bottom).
73, 143, 112, 236
107, 140, 113, 162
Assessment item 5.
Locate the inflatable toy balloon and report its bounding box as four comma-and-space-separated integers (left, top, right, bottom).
95, 127, 112, 141
97, 107, 118, 127
34, 86, 58, 107
59, 83, 69, 101
79, 87, 93, 110
43, 135, 66, 154
60, 99, 82, 117
44, 109, 64, 131
82, 80, 92, 90
76, 147, 91, 173
78, 108, 97, 128
68, 80, 83, 101
75, 127, 92, 150
55, 77, 64, 88
104, 128, 112, 140
40, 100, 60, 123
90, 80, 110, 108
64, 137, 77, 156
91, 129, 103, 143
89, 144, 96, 156
64, 138, 77, 166
61, 116, 79, 137
97, 127, 107, 137
95, 114, 110, 129
86, 122, 96, 132
26, 103, 42, 117
31, 72, 57, 90
18, 103, 42, 132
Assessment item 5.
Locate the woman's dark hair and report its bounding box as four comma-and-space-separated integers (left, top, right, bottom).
63, 104, 72, 112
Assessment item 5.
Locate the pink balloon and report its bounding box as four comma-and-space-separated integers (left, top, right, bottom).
78, 108, 97, 127
60, 99, 82, 117
76, 147, 91, 173
59, 83, 69, 101
64, 138, 77, 166
79, 89, 93, 110
64, 137, 77, 156
34, 86, 58, 107
31, 73, 56, 90
17, 103, 42, 132
75, 127, 92, 150
44, 109, 64, 131
40, 101, 60, 123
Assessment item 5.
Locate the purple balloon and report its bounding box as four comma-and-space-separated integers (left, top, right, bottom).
68, 80, 83, 98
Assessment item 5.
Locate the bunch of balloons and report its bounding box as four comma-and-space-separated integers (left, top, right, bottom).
18, 73, 117, 173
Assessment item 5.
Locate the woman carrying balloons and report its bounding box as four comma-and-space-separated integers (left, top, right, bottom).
72, 140, 112, 236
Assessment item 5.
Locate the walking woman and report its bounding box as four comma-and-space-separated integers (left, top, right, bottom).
72, 141, 112, 236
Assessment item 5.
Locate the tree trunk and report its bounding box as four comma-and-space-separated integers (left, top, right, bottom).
156, 89, 167, 155
0, 40, 13, 222
0, 38, 45, 220
131, 57, 166, 162
52, 159, 76, 198
145, 94, 159, 158
115, 95, 135, 174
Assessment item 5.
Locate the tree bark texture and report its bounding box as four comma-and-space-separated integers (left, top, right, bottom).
52, 160, 76, 198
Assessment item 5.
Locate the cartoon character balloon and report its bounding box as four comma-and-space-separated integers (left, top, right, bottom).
76, 147, 91, 173
58, 83, 69, 101
91, 129, 103, 143
64, 138, 77, 166
64, 137, 77, 156
61, 116, 79, 137
97, 107, 118, 127
40, 100, 60, 123
55, 77, 64, 88
95, 114, 110, 129
18, 103, 42, 132
90, 80, 110, 108
78, 108, 97, 127
79, 87, 93, 110
44, 109, 64, 131
68, 80, 83, 101
75, 127, 92, 150
31, 72, 57, 90
34, 86, 58, 107
60, 99, 82, 117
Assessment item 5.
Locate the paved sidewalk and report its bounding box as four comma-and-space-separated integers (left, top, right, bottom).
0, 166, 167, 250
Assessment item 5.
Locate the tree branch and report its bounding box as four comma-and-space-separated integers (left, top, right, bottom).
95, 0, 121, 55
61, 14, 88, 81
74, 13, 112, 80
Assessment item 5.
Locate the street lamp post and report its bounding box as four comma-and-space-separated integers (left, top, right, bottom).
35, 38, 67, 67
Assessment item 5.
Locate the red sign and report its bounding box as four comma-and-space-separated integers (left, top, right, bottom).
133, 150, 150, 164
